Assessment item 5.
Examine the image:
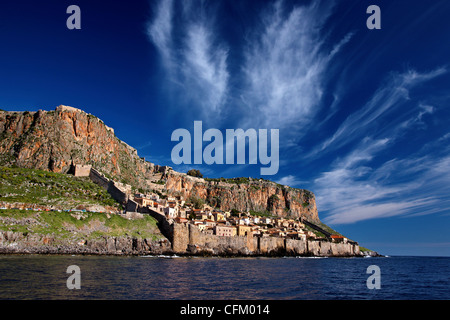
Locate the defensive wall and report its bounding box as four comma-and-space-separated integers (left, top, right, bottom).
145, 207, 174, 243
302, 218, 332, 238
71, 166, 131, 205
89, 168, 130, 204
170, 222, 360, 257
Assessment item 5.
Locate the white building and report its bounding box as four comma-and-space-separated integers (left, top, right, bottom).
164, 206, 176, 218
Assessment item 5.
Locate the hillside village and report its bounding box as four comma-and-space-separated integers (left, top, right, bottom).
69, 163, 353, 245
131, 191, 350, 245
0, 107, 369, 256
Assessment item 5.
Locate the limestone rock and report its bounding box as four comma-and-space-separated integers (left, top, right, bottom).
0, 106, 155, 190
164, 171, 319, 221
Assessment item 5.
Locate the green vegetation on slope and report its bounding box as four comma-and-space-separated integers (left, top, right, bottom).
0, 209, 164, 242
0, 166, 119, 210
0, 167, 165, 244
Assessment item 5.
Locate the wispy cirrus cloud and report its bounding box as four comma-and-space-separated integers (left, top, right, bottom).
307, 67, 447, 159
285, 67, 449, 224
240, 0, 353, 131
313, 135, 450, 225
147, 0, 174, 70
181, 21, 229, 116
147, 0, 353, 130
147, 0, 229, 123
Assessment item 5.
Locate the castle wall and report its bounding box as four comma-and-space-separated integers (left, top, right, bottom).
146, 208, 174, 245
88, 167, 129, 204
170, 222, 360, 257
125, 199, 139, 212
259, 237, 285, 255
89, 168, 109, 189
172, 223, 189, 253
107, 181, 129, 204
285, 238, 308, 255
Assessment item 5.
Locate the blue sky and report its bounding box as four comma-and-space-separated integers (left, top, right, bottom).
1, 0, 450, 256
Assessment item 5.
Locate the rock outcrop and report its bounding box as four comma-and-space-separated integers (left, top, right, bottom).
0, 106, 164, 189
1, 106, 320, 221
0, 227, 366, 257
164, 171, 319, 221
0, 230, 172, 255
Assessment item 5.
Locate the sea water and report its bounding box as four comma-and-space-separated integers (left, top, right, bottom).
0, 255, 448, 300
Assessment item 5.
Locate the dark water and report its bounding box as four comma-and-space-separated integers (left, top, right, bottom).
0, 255, 449, 300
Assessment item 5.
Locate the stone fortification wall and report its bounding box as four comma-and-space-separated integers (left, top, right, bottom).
172, 223, 189, 253
171, 222, 360, 257
89, 168, 109, 189
186, 223, 256, 256
125, 199, 139, 212
56, 105, 83, 113
89, 168, 129, 204
259, 236, 287, 255
146, 208, 174, 245
306, 240, 360, 257
107, 181, 129, 204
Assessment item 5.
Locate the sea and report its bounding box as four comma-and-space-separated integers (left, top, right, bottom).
0, 254, 449, 301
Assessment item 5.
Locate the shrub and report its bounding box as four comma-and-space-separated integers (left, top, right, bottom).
188, 196, 204, 209
187, 169, 203, 178
230, 209, 240, 217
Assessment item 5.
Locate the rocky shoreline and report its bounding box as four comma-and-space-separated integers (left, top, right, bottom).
0, 230, 380, 257
0, 230, 172, 256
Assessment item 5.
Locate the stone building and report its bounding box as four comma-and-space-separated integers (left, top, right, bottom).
237, 225, 253, 236
215, 225, 235, 237
73, 164, 92, 177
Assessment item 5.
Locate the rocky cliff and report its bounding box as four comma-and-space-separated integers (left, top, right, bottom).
0, 106, 164, 189
0, 105, 319, 221
0, 230, 172, 255
164, 171, 320, 222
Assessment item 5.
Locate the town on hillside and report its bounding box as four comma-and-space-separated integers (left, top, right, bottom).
131, 192, 351, 244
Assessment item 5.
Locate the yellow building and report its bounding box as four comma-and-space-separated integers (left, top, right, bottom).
195, 223, 207, 232
237, 225, 253, 236
134, 196, 153, 207
212, 212, 226, 222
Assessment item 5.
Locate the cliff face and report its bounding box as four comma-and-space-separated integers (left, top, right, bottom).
0, 230, 172, 255
164, 171, 319, 222
0, 105, 320, 222
0, 106, 159, 189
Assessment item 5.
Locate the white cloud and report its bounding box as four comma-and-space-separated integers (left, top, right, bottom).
181, 21, 229, 118
439, 132, 450, 141
147, 0, 174, 70
240, 0, 352, 131
147, 0, 229, 123
303, 66, 449, 225
324, 199, 439, 225
313, 135, 450, 225
307, 68, 447, 159
276, 175, 303, 187
147, 0, 355, 131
